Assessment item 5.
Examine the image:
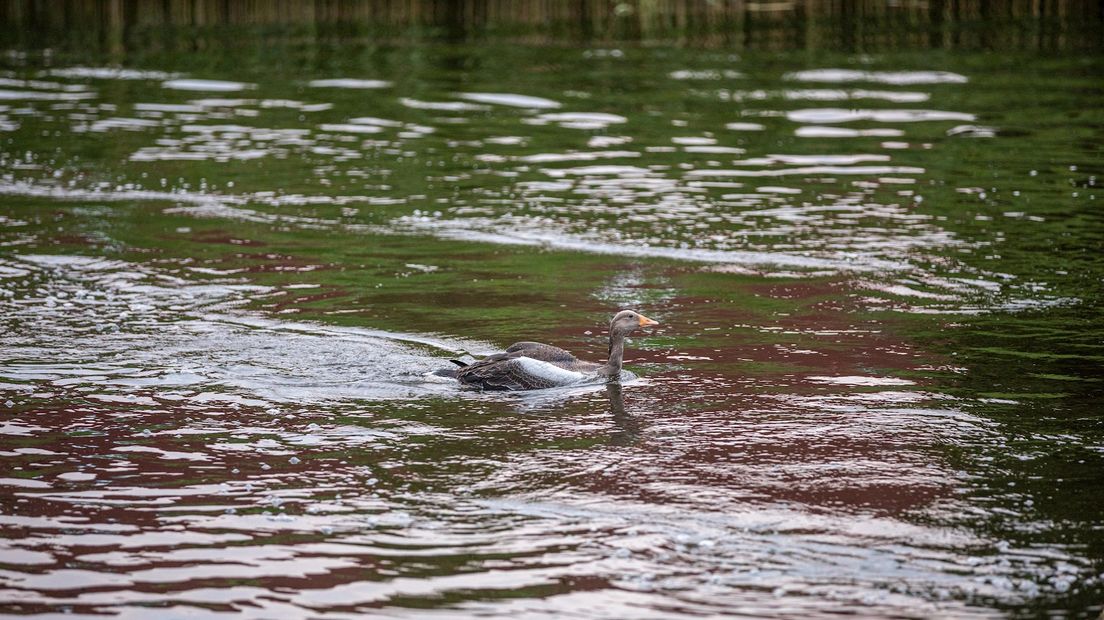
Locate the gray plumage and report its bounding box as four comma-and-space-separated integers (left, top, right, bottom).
504, 342, 601, 371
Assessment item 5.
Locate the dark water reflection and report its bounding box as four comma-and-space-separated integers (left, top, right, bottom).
1, 3, 1103, 619
3, 0, 1103, 52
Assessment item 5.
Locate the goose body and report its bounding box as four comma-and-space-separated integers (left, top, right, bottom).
451, 310, 658, 391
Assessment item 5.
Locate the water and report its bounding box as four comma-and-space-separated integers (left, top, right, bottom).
1, 4, 1103, 618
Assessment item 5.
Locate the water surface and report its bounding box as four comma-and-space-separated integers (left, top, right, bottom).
1, 5, 1103, 619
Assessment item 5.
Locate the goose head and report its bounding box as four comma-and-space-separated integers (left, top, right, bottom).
609, 309, 659, 336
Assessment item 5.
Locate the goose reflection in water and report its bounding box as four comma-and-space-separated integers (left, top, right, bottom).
605, 382, 645, 447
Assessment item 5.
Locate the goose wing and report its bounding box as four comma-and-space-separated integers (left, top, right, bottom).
504, 341, 579, 364
456, 352, 588, 391
504, 341, 602, 372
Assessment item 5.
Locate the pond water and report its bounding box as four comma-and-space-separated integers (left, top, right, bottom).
1, 5, 1103, 618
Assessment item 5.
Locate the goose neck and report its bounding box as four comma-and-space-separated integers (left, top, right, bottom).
601, 330, 626, 377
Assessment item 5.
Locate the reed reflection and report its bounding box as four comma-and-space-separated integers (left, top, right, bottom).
1, 0, 1101, 52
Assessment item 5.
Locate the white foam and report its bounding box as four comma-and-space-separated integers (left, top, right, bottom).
47, 67, 180, 80
399, 97, 489, 112
308, 79, 391, 89
785, 69, 969, 85
318, 123, 384, 134
0, 89, 94, 101
457, 92, 561, 109
787, 108, 975, 124
162, 79, 254, 92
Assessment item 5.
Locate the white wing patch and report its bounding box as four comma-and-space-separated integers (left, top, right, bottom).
514, 357, 588, 386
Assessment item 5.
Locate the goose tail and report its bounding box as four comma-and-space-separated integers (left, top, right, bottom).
431, 359, 469, 379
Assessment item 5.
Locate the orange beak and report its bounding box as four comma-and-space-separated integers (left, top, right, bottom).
637, 314, 659, 327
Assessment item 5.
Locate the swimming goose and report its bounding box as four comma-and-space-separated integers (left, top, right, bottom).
451, 310, 659, 391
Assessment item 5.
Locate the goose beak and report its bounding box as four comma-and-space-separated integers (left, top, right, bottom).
637, 314, 659, 327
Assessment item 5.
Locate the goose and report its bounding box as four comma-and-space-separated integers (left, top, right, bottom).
449, 310, 659, 391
